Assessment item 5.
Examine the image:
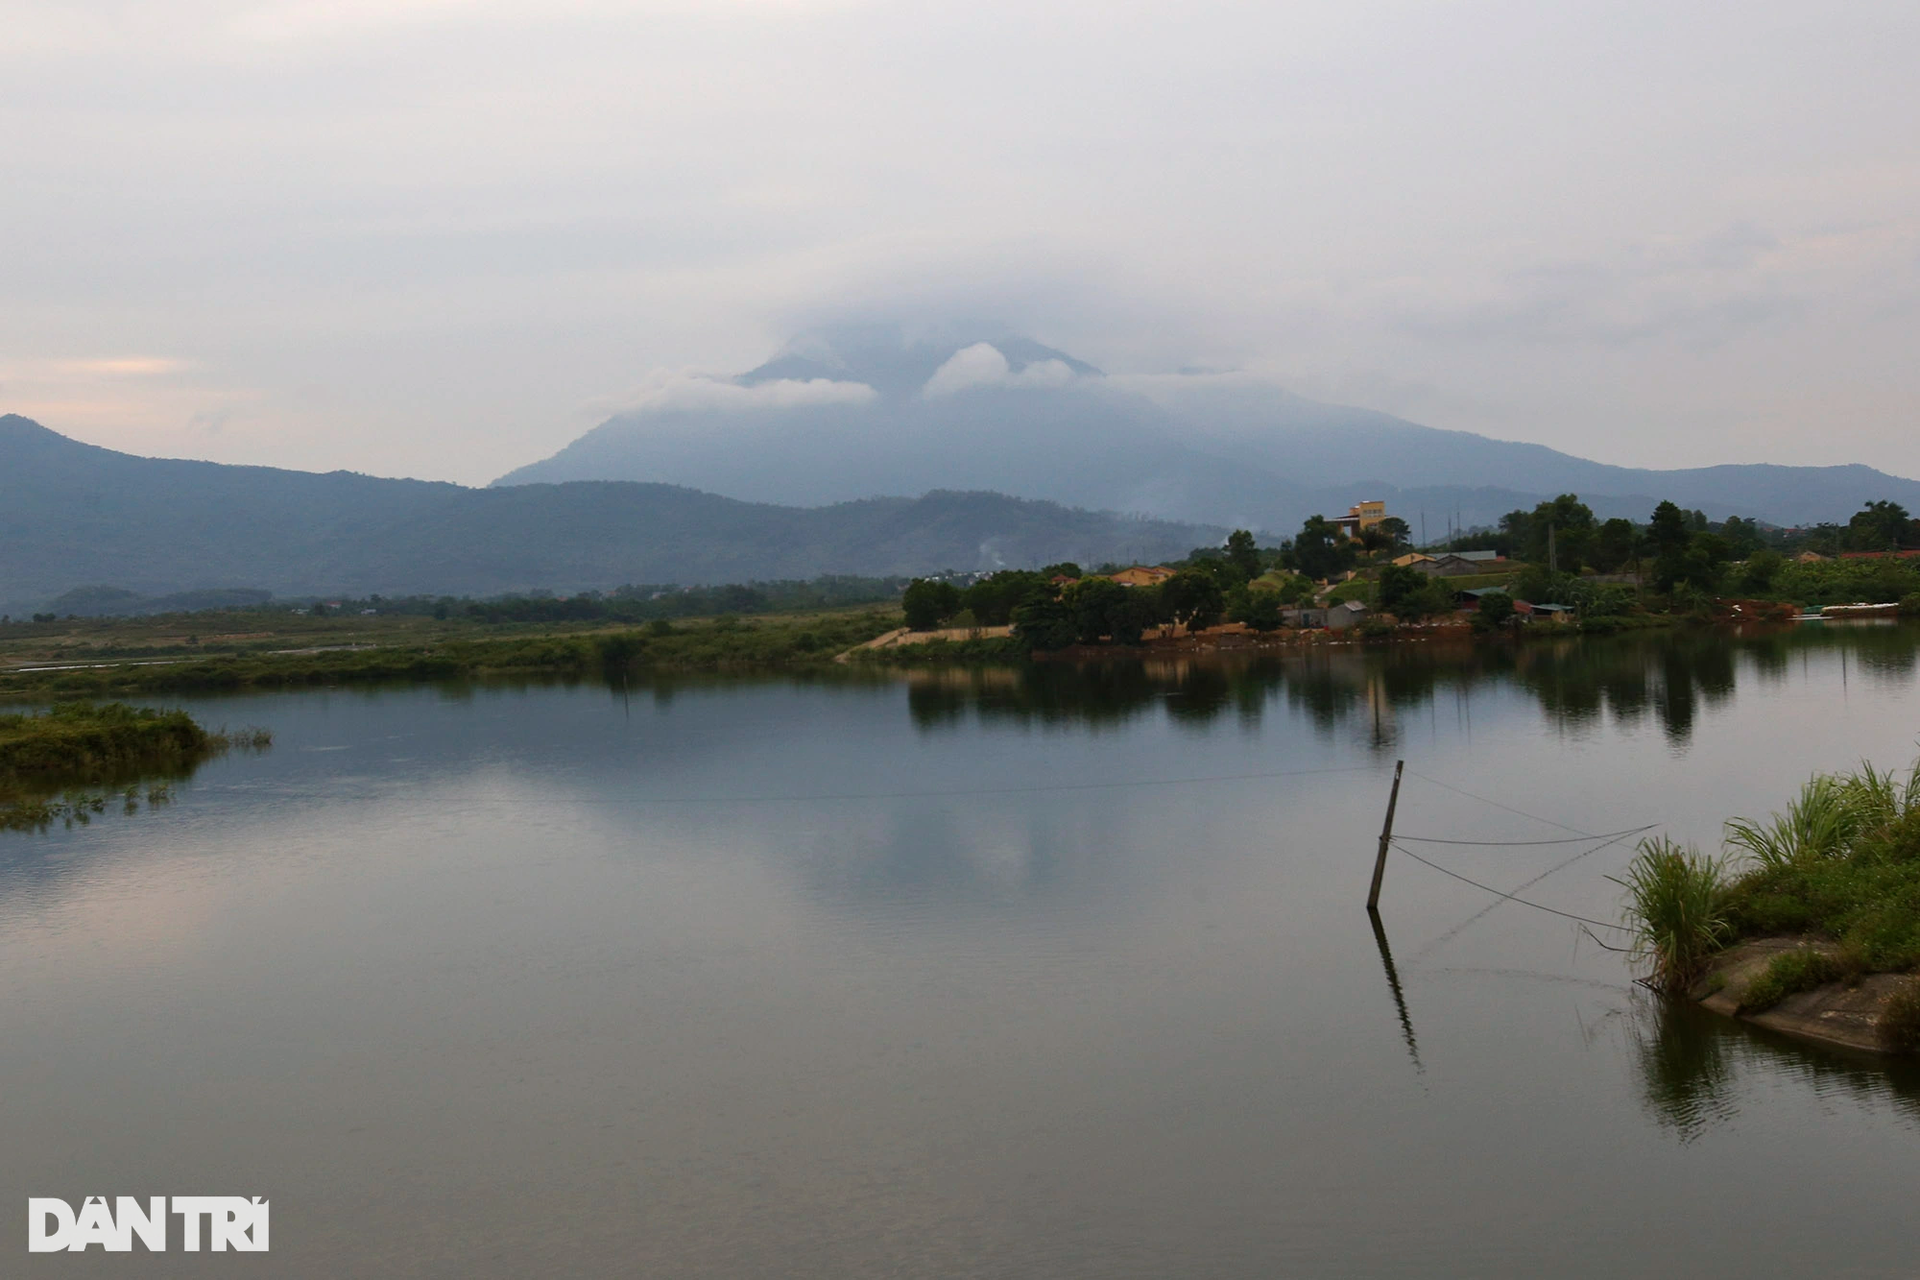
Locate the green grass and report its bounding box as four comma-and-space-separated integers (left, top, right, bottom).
1, 702, 214, 782
1737, 948, 1843, 1012
0, 609, 904, 700
1614, 837, 1736, 993
1324, 581, 1377, 605
1721, 760, 1920, 972
0, 702, 270, 832
1880, 984, 1920, 1053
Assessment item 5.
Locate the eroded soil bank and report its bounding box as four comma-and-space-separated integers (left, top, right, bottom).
1692, 938, 1919, 1054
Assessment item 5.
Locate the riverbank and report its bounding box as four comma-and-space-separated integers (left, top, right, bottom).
0, 607, 902, 700
1624, 760, 1920, 1056
0, 702, 271, 831
851, 612, 1685, 666
1690, 938, 1920, 1055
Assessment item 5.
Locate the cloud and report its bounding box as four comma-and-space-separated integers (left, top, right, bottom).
611, 369, 876, 417
921, 343, 1076, 398
49, 357, 190, 377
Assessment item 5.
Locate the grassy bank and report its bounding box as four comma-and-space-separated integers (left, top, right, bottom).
0, 702, 271, 831
1619, 760, 1920, 1051
0, 607, 903, 701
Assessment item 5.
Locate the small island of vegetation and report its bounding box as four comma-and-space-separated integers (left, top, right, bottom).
1620, 759, 1920, 1056
0, 702, 270, 831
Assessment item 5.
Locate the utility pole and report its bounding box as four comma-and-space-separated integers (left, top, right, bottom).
1366, 759, 1405, 912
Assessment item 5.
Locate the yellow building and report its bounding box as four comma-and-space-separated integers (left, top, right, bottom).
1332, 500, 1390, 539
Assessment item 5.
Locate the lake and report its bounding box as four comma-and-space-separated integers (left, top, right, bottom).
7, 624, 1920, 1277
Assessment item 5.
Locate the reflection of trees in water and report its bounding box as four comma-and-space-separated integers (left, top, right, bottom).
894, 624, 1920, 749
1625, 992, 1920, 1140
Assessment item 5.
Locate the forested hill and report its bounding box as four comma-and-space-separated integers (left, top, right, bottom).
0, 416, 1223, 615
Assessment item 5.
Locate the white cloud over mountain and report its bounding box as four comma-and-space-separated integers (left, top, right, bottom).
921, 344, 1077, 398
613, 370, 876, 417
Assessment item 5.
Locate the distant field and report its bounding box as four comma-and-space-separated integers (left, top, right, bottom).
0, 605, 904, 700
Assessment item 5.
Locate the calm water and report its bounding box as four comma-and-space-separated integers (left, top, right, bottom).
7, 625, 1920, 1277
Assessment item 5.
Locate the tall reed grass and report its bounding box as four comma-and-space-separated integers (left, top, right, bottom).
1723, 760, 1920, 869
1613, 837, 1734, 993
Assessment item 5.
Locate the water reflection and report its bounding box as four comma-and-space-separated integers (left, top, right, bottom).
902, 623, 1920, 750
1627, 993, 1920, 1141
1369, 910, 1423, 1073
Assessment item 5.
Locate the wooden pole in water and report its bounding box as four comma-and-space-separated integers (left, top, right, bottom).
1366, 759, 1405, 912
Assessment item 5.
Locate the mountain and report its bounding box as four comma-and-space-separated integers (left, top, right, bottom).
497, 326, 1920, 532
0, 415, 1223, 616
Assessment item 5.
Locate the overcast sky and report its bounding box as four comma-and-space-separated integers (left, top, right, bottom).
5, 0, 1918, 485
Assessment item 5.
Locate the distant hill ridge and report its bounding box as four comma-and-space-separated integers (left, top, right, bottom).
496, 326, 1920, 533
0, 415, 1223, 615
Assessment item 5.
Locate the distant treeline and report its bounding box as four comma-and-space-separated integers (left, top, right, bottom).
899, 532, 1314, 651
455, 576, 910, 623
1437, 496, 1920, 563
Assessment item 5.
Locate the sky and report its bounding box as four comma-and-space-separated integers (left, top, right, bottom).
4, 0, 1919, 486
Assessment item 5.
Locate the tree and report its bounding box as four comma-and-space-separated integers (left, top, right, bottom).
1012, 594, 1077, 650
902, 578, 961, 630
1230, 588, 1284, 632
1290, 515, 1350, 581
1846, 500, 1914, 551
1375, 516, 1411, 549
962, 570, 1049, 625
1738, 548, 1785, 594
1399, 581, 1458, 620
1106, 588, 1163, 645
1719, 516, 1763, 558
1590, 518, 1638, 574
1063, 577, 1131, 644
1376, 563, 1426, 617
1160, 569, 1225, 633
1185, 553, 1249, 592
1272, 573, 1315, 605
1512, 494, 1595, 568
1498, 508, 1534, 557
1648, 501, 1691, 556
1680, 533, 1732, 592
1225, 529, 1262, 581
1647, 500, 1695, 592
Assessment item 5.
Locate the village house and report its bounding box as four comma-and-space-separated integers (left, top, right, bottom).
1325, 600, 1370, 631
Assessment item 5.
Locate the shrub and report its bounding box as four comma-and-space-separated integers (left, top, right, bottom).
1737, 948, 1839, 1012
1614, 837, 1734, 993
1879, 983, 1920, 1055
1470, 591, 1514, 632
